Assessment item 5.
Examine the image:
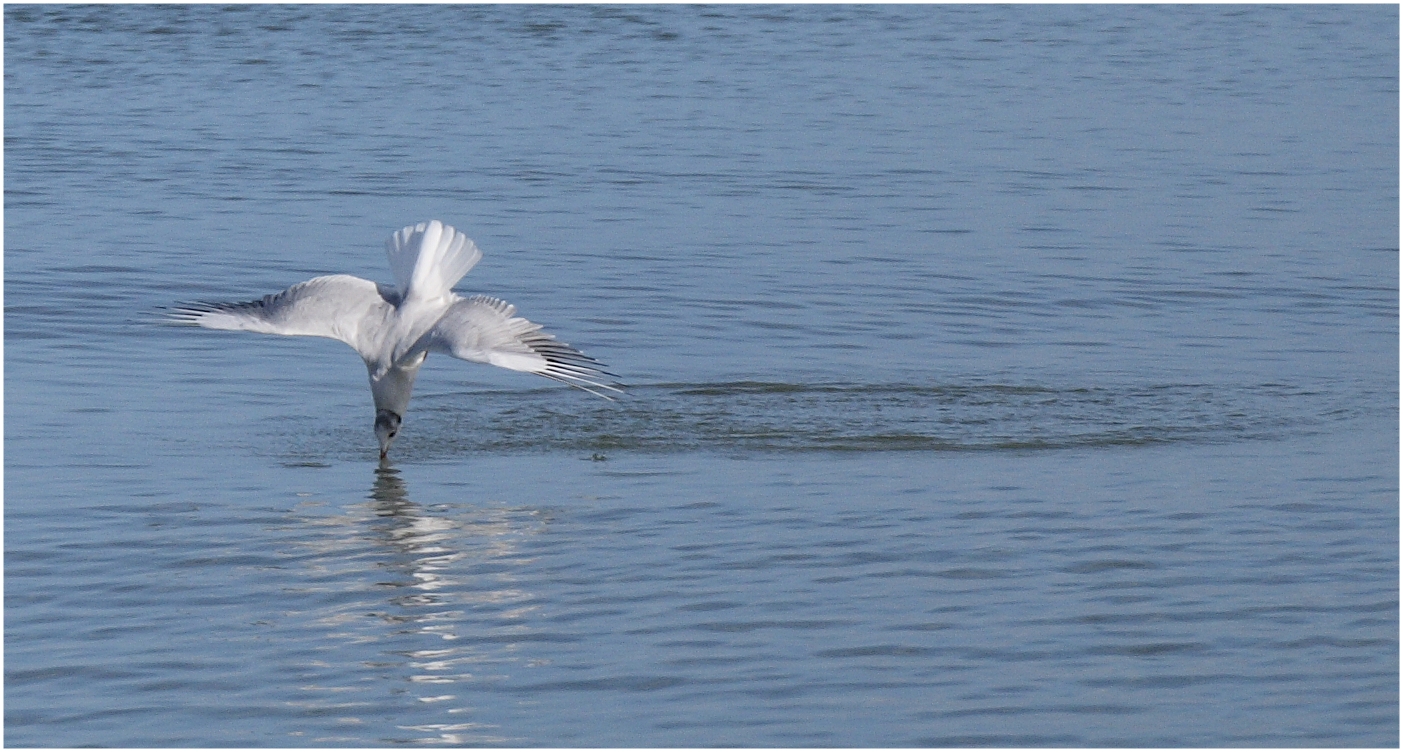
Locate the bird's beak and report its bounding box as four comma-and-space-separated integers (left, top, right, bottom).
380, 449, 388, 460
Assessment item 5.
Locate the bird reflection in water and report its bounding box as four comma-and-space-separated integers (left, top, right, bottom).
368, 462, 467, 618
289, 462, 546, 745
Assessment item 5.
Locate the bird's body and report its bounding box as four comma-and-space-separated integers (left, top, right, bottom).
166, 221, 620, 458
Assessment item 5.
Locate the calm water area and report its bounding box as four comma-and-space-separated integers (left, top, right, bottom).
5, 5, 1398, 746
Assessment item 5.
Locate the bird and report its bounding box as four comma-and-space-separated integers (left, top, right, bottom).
164, 220, 622, 459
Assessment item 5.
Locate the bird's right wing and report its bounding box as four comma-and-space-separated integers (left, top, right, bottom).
164, 274, 392, 351
417, 295, 623, 399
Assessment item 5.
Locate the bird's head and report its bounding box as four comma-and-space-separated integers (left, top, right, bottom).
374, 409, 402, 459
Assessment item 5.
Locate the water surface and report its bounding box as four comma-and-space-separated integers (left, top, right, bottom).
5, 5, 1397, 746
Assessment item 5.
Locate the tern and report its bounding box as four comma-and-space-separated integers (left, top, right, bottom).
165, 220, 621, 459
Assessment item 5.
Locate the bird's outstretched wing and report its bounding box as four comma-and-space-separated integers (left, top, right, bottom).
417, 295, 623, 399
163, 274, 392, 351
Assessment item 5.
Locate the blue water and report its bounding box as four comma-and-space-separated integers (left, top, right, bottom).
5, 5, 1397, 746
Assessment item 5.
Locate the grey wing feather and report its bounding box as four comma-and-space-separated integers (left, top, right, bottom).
162, 274, 391, 351
419, 295, 623, 399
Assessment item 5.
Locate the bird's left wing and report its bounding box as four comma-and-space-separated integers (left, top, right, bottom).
416, 295, 623, 399
164, 274, 392, 351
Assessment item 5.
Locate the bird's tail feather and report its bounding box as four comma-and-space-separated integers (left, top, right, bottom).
386, 220, 482, 302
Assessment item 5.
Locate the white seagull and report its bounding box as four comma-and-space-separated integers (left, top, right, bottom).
166, 220, 621, 459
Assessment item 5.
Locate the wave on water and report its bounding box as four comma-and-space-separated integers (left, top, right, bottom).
276, 381, 1351, 461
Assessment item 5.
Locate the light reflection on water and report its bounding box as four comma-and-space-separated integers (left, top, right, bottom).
284, 464, 548, 745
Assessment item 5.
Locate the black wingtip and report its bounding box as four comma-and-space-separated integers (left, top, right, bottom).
151, 302, 210, 325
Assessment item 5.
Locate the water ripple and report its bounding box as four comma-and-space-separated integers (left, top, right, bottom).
276, 380, 1357, 461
